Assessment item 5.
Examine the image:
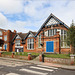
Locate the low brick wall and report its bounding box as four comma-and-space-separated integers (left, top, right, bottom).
1, 54, 28, 60
44, 57, 71, 65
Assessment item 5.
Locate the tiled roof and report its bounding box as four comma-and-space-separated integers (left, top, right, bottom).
18, 33, 27, 39
0, 28, 7, 31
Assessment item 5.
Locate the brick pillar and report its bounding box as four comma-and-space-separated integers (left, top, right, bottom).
12, 52, 15, 58
70, 54, 75, 65
56, 32, 60, 54
7, 30, 11, 52
28, 53, 32, 60
39, 54, 42, 62
0, 52, 2, 57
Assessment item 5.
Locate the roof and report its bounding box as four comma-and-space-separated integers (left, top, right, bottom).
35, 13, 69, 37
17, 33, 27, 39
0, 28, 6, 32
24, 31, 37, 40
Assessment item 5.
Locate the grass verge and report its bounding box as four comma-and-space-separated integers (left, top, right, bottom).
44, 54, 70, 59
2, 52, 40, 56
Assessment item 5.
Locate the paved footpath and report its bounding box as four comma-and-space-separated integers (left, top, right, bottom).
0, 57, 75, 70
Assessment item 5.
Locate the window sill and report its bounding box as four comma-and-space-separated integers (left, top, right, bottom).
27, 49, 34, 50
61, 47, 70, 48
38, 47, 42, 49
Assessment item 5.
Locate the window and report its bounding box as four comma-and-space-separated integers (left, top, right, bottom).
15, 40, 20, 46
0, 37, 2, 39
49, 29, 57, 37
38, 34, 41, 48
0, 44, 2, 49
60, 30, 70, 48
27, 39, 34, 49
45, 31, 48, 36
3, 44, 7, 50
4, 35, 7, 41
0, 31, 2, 35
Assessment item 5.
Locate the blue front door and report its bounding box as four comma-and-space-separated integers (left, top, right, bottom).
46, 41, 54, 52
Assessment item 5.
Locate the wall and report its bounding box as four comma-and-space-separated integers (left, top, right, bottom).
35, 24, 70, 54
44, 57, 71, 65
24, 37, 36, 52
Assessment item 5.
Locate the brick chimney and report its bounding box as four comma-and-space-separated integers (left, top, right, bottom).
14, 30, 16, 33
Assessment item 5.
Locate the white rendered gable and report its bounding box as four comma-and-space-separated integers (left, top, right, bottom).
28, 33, 34, 37
16, 35, 21, 39
46, 17, 59, 26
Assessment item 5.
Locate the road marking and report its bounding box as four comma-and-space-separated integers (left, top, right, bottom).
30, 66, 54, 72
37, 65, 58, 69
20, 69, 48, 75
6, 73, 19, 75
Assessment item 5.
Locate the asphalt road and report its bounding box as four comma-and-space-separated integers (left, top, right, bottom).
0, 59, 75, 75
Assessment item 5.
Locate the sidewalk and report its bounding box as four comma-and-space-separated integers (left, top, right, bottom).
0, 57, 75, 70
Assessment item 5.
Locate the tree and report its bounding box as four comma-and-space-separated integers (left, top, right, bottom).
67, 20, 75, 54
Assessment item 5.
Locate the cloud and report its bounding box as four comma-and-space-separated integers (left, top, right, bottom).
0, 13, 8, 28
0, 0, 24, 14
24, 0, 51, 20
0, 0, 75, 33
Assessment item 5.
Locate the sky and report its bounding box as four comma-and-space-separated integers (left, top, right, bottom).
0, 0, 75, 33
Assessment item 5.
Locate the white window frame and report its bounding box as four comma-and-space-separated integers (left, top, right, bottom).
15, 40, 20, 46
60, 29, 70, 48
27, 39, 34, 50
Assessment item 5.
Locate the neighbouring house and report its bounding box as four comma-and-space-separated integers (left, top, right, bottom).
0, 13, 71, 54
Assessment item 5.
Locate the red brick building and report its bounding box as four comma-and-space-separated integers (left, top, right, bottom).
0, 13, 71, 54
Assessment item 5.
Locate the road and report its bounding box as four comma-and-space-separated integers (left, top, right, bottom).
0, 59, 75, 75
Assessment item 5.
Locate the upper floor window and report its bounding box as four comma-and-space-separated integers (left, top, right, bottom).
45, 29, 57, 37
0, 31, 2, 35
38, 34, 41, 48
4, 35, 7, 41
15, 40, 20, 46
27, 39, 34, 50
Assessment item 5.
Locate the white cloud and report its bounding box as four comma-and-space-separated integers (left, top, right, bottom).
0, 13, 8, 28
0, 0, 75, 33
0, 0, 24, 14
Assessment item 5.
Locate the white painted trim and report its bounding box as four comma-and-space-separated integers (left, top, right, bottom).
37, 65, 58, 69
20, 68, 48, 75
30, 66, 54, 72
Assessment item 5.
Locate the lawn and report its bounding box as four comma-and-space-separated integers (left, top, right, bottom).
2, 52, 71, 59
44, 54, 70, 59
2, 52, 40, 56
